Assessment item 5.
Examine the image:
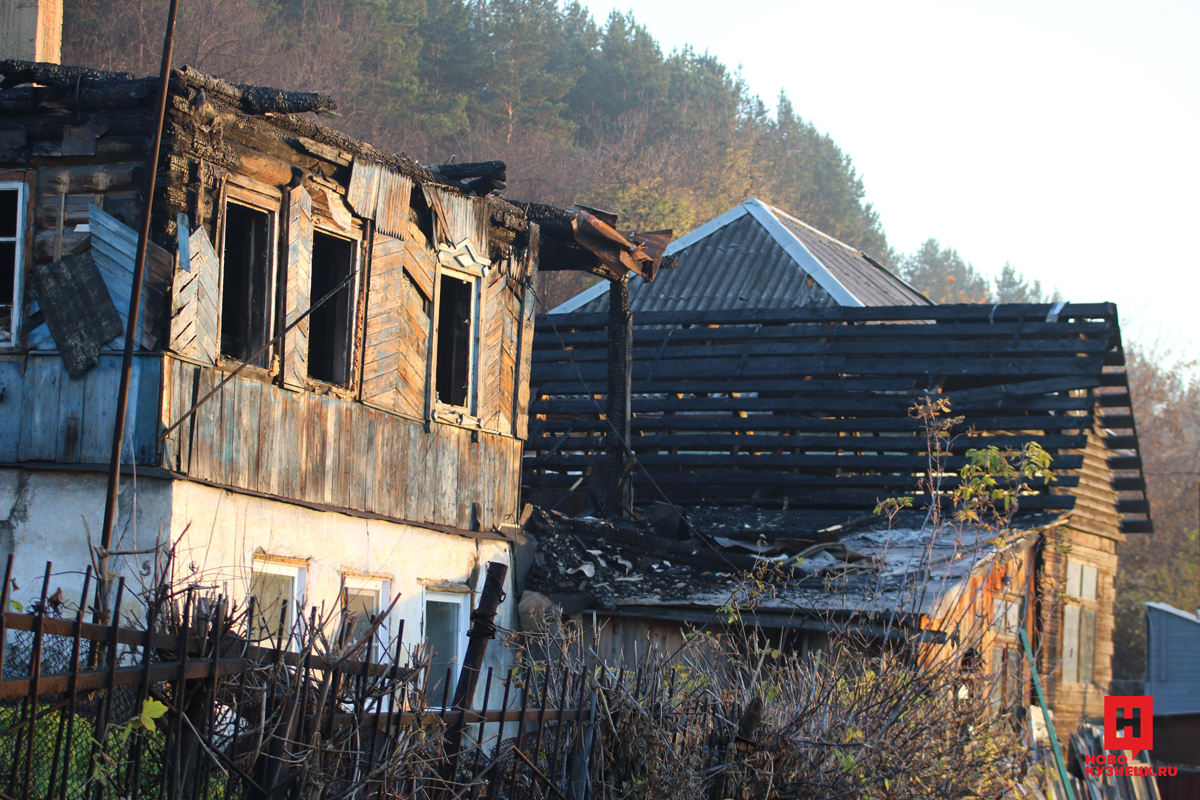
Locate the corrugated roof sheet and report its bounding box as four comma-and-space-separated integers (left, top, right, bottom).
568, 198, 930, 313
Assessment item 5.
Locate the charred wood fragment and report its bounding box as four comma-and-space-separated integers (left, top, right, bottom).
0, 59, 135, 89
176, 66, 338, 117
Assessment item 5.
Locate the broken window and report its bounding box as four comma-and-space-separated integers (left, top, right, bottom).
425, 592, 469, 706
308, 229, 358, 385
221, 200, 276, 367
408, 185, 435, 249
435, 271, 476, 409
0, 183, 25, 342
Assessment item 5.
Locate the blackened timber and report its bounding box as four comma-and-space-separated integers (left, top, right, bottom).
536, 302, 1118, 329
532, 336, 1111, 361
533, 395, 1097, 416
526, 432, 1089, 453
534, 321, 1117, 348
606, 277, 633, 517
531, 415, 1096, 434
531, 452, 1086, 471
532, 356, 1105, 384
0, 59, 136, 88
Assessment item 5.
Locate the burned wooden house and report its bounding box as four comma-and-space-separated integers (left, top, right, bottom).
0, 58, 557, 691
523, 301, 1151, 745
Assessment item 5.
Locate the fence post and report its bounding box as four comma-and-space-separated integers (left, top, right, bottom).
442, 561, 509, 781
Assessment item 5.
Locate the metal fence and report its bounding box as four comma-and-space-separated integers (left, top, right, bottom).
0, 557, 597, 800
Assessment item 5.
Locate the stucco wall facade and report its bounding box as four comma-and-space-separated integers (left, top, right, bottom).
1, 467, 520, 705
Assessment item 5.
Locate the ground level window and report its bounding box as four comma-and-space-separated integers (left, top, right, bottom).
435, 272, 474, 408
221, 201, 275, 367
342, 576, 386, 662
308, 230, 357, 385
425, 592, 470, 705
0, 183, 24, 342
248, 559, 305, 647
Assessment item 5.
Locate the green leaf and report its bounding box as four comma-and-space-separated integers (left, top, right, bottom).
139, 698, 169, 730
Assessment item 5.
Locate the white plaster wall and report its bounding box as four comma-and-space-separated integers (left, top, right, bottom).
0, 467, 172, 621
167, 481, 520, 707
1, 469, 521, 708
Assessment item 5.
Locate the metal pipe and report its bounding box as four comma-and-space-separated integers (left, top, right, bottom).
96, 0, 180, 620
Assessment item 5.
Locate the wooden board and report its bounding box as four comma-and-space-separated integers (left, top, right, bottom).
283, 185, 313, 389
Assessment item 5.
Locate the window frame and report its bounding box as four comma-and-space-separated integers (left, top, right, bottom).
248, 557, 307, 650
305, 219, 363, 389
423, 589, 472, 708
341, 574, 390, 663
428, 241, 489, 423
1062, 560, 1099, 685
0, 179, 28, 344
217, 177, 281, 371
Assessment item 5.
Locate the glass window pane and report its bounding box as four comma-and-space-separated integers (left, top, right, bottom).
250, 570, 294, 642
426, 599, 461, 703
345, 585, 381, 659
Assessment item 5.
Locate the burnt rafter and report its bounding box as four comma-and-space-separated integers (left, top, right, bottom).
524, 302, 1153, 534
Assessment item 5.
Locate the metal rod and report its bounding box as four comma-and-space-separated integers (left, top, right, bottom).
1019, 627, 1076, 800
97, 0, 180, 621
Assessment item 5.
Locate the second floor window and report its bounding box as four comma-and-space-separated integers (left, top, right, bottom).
221, 198, 277, 367
435, 270, 476, 409
0, 182, 25, 343
308, 229, 358, 385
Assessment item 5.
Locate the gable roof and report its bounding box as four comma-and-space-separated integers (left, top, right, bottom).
552, 198, 931, 314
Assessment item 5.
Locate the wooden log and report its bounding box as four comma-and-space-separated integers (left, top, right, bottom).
176, 65, 338, 116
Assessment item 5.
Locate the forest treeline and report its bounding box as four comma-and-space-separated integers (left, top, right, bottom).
62, 0, 1194, 683
62, 0, 1051, 305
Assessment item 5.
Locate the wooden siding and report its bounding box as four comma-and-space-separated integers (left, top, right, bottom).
169, 221, 220, 364
1, 353, 162, 466
161, 356, 521, 530
361, 234, 431, 418
283, 185, 312, 389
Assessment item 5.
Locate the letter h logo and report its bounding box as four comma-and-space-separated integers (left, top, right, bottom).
1104, 696, 1153, 752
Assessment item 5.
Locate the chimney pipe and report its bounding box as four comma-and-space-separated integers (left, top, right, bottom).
0, 0, 63, 64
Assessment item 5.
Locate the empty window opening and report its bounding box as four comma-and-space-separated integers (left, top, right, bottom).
435, 273, 473, 408
425, 595, 467, 705
248, 561, 304, 647
221, 202, 274, 367
308, 230, 356, 385
408, 186, 435, 249
0, 186, 22, 340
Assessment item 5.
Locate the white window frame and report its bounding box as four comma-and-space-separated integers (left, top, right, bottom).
341, 574, 390, 662
431, 265, 481, 416
0, 180, 27, 344
423, 589, 472, 707
249, 558, 307, 650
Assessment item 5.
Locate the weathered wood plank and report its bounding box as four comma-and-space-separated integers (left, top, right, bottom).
284, 186, 313, 389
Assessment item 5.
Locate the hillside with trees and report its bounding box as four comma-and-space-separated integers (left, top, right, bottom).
60, 0, 1195, 686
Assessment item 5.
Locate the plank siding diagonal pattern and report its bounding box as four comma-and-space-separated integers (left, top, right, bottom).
362, 234, 429, 418
284, 185, 312, 389
169, 218, 220, 363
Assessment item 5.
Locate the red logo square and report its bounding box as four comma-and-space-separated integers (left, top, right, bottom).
1104, 696, 1153, 751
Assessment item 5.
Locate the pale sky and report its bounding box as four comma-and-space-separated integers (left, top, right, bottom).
582, 0, 1200, 363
